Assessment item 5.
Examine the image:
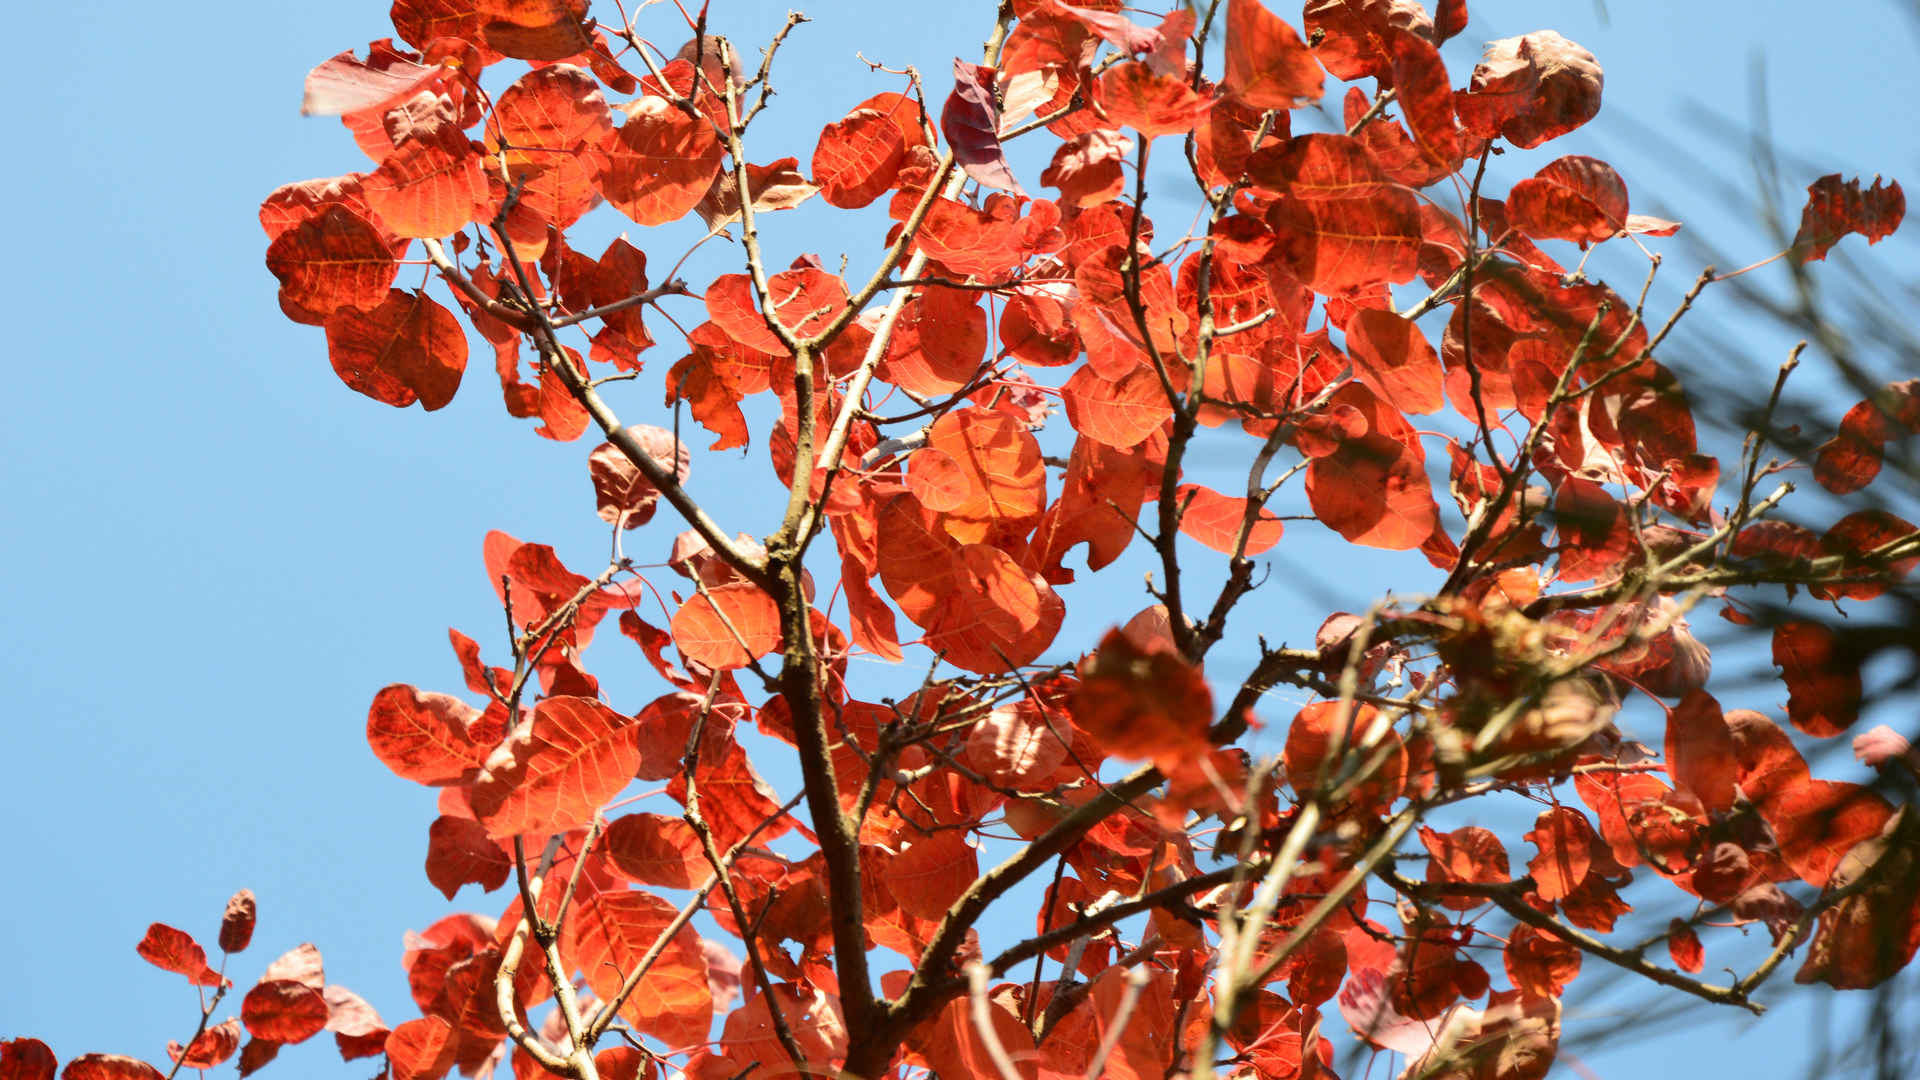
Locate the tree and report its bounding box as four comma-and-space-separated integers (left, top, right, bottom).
8, 1, 1916, 1078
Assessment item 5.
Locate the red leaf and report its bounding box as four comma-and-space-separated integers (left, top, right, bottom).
476, 0, 592, 61
1384, 27, 1462, 176
886, 831, 980, 920
605, 812, 710, 889
384, 1016, 455, 1080
366, 683, 486, 786
263, 943, 325, 989
1033, 433, 1156, 579
1094, 61, 1210, 138
1815, 508, 1920, 602
706, 268, 850, 354
57, 1056, 162, 1080
485, 65, 613, 232
1268, 190, 1423, 292
882, 285, 990, 395
1072, 628, 1212, 765
168, 1020, 241, 1071
964, 704, 1070, 789
1174, 484, 1284, 555
670, 582, 783, 670
1303, 0, 1435, 83
1795, 808, 1920, 989
363, 120, 489, 238
924, 408, 1048, 544
1793, 174, 1905, 262
1666, 689, 1738, 812
1305, 418, 1437, 552
1815, 398, 1895, 495
135, 923, 223, 988
1772, 621, 1861, 738
943, 60, 1025, 194
1346, 308, 1444, 415
2, 1038, 56, 1080
241, 980, 330, 1044
1041, 129, 1133, 208
1506, 155, 1630, 246
1668, 920, 1704, 973
220, 889, 257, 954
1459, 31, 1602, 149
1420, 825, 1509, 911
1764, 779, 1894, 889
1525, 806, 1595, 903
425, 815, 511, 899
264, 204, 398, 326
1060, 364, 1172, 450
567, 891, 712, 1048
1246, 133, 1389, 200
1223, 0, 1323, 109
598, 95, 724, 226
590, 425, 692, 529
813, 97, 913, 209
1503, 924, 1580, 998
470, 696, 642, 835
323, 289, 468, 410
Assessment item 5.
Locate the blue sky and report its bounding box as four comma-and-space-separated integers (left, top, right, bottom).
3, 0, 1916, 1077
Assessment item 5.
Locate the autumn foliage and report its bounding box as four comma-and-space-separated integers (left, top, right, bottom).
15, 1, 1920, 1079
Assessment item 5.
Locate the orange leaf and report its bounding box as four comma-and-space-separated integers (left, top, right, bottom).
925, 408, 1047, 544
1306, 434, 1436, 550
1174, 484, 1284, 555
1094, 61, 1209, 138
670, 582, 782, 670
813, 97, 912, 209
363, 120, 489, 238
485, 65, 613, 231
470, 696, 641, 835
365, 684, 486, 786
1034, 433, 1157, 579
1524, 806, 1595, 903
567, 891, 711, 1048
1224, 0, 1323, 109
1346, 308, 1444, 415
1246, 132, 1388, 200
598, 95, 724, 226
1503, 924, 1580, 998
1268, 191, 1422, 292
384, 1016, 456, 1080
1420, 825, 1510, 911
1060, 364, 1173, 449
1762, 778, 1894, 888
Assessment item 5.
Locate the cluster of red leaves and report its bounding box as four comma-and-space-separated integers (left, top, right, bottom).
3, 891, 388, 1080
208, 0, 1920, 1079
